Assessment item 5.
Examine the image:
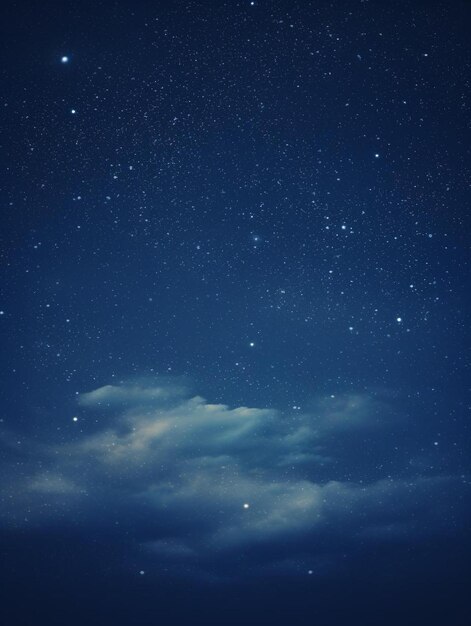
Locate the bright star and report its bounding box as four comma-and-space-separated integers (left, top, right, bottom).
61, 56, 69, 63
243, 503, 250, 509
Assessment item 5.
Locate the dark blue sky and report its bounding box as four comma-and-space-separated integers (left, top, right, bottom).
0, 1, 470, 625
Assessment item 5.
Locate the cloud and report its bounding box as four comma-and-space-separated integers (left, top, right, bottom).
305, 393, 396, 433
78, 381, 185, 407
1, 380, 468, 580
28, 473, 81, 495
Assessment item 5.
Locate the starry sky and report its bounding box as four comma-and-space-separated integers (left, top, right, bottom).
0, 1, 470, 625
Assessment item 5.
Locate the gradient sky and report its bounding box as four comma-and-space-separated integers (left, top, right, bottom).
1, 1, 470, 625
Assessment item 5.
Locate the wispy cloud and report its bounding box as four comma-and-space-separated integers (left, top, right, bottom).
78, 381, 185, 407
1, 380, 468, 580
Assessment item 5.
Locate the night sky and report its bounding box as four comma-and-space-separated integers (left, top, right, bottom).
1, 1, 470, 625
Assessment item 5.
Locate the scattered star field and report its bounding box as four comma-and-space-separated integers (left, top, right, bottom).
0, 1, 470, 625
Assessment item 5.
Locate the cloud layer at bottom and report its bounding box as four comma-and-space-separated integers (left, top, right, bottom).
1, 381, 469, 581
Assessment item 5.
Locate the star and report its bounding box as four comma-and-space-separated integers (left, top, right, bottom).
61, 56, 69, 63
243, 503, 250, 509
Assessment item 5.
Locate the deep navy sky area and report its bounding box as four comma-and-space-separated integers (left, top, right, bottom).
0, 1, 470, 625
